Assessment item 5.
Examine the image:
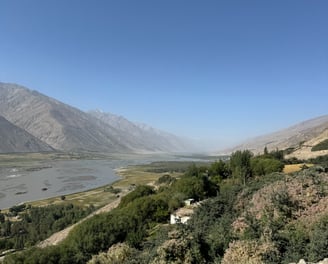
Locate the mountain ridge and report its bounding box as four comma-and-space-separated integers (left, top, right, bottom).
0, 82, 191, 153
88, 110, 192, 153
225, 115, 328, 158
0, 82, 129, 152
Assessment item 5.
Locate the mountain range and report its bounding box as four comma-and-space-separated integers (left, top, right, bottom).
0, 82, 191, 154
1, 82, 327, 156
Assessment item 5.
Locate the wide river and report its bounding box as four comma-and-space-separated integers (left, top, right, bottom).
0, 155, 208, 209
0, 156, 184, 209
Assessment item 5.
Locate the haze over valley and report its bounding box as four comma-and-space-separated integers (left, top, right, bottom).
1, 1, 328, 263
1, 82, 327, 158
0, 81, 327, 161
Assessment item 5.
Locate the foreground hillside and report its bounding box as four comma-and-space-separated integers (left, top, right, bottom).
0, 82, 190, 153
3, 151, 328, 263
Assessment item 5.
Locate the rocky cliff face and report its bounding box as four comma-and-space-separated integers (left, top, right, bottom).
0, 115, 53, 153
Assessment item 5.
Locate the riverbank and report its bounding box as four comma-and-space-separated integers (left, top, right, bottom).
6, 162, 184, 211
0, 152, 206, 210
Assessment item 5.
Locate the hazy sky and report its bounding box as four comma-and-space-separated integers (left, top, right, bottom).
0, 1, 327, 149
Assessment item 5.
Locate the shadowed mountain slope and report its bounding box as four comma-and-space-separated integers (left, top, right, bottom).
0, 115, 53, 153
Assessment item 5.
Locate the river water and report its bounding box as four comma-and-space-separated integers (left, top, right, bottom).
0, 155, 209, 209
0, 159, 126, 209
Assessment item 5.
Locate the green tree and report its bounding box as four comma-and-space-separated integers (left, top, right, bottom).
264, 146, 269, 155
119, 185, 154, 208
230, 150, 253, 185
0, 213, 5, 223
209, 160, 230, 182
251, 157, 284, 176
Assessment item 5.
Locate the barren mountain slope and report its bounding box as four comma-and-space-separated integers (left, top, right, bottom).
0, 115, 53, 153
88, 110, 192, 152
0, 83, 129, 152
286, 128, 328, 160
227, 115, 328, 155
0, 82, 191, 153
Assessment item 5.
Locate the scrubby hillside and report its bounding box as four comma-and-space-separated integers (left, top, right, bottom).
3, 153, 328, 263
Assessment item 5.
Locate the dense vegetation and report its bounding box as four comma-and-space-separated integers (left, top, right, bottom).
3, 168, 218, 263
4, 150, 328, 263
312, 139, 328, 151
0, 204, 94, 253
309, 154, 328, 168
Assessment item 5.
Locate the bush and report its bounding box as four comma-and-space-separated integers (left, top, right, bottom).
222, 240, 278, 264
251, 157, 284, 176
307, 215, 328, 261
104, 186, 121, 194
156, 174, 175, 185
171, 175, 218, 201
9, 204, 26, 216
119, 185, 154, 208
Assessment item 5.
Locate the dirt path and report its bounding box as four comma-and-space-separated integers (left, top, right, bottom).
38, 197, 122, 248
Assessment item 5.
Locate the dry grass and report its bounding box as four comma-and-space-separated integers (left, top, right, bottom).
283, 163, 313, 174
27, 184, 119, 209
113, 165, 182, 188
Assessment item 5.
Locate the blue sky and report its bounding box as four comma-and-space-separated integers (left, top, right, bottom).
0, 1, 327, 149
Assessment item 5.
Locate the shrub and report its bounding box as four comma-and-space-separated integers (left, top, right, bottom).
156, 174, 175, 185
222, 240, 278, 264
119, 185, 154, 208
251, 158, 284, 176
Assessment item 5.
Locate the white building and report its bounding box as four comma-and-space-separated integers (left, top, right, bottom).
170, 207, 194, 224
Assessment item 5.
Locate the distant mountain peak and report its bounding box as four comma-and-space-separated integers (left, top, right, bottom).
88, 110, 193, 152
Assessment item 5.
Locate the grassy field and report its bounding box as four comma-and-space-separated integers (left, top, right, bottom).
112, 164, 184, 188
26, 184, 120, 209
